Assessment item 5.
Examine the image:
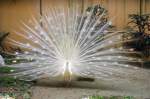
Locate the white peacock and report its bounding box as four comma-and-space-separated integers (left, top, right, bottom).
4, 3, 145, 82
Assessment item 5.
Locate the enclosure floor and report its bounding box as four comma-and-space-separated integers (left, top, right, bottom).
31, 68, 150, 99
31, 85, 150, 99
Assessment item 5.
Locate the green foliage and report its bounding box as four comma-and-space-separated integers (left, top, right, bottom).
0, 51, 16, 59
86, 5, 107, 16
4, 58, 35, 65
0, 66, 33, 87
0, 76, 16, 87
128, 14, 150, 33
0, 66, 15, 73
125, 14, 150, 58
86, 5, 108, 27
0, 30, 33, 99
0, 76, 33, 99
0, 65, 33, 98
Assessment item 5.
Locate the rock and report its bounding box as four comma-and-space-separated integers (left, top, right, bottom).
0, 55, 5, 66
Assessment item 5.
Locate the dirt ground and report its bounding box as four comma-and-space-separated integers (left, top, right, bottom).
31, 68, 150, 99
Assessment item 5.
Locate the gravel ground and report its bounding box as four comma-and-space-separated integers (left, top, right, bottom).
31, 68, 150, 99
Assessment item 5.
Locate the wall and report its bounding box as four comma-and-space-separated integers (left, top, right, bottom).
0, 0, 40, 49
0, 0, 150, 31
91, 0, 150, 29
0, 0, 149, 43
0, 0, 39, 33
